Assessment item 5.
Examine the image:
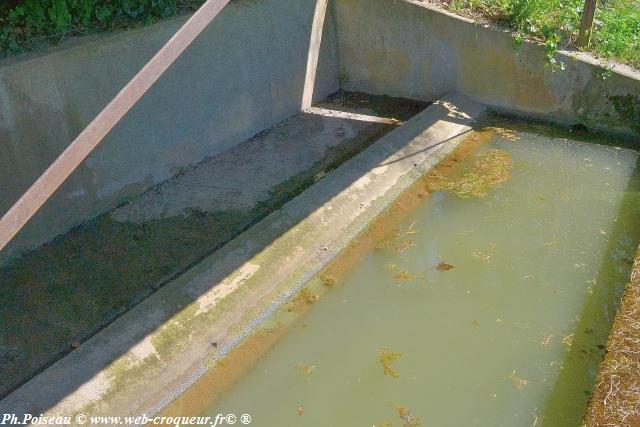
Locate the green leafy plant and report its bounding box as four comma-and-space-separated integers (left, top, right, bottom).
0, 0, 206, 56
439, 0, 640, 70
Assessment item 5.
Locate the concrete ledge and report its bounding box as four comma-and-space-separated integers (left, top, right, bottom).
0, 94, 485, 420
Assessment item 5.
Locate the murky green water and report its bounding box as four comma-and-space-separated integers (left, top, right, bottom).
201, 125, 640, 426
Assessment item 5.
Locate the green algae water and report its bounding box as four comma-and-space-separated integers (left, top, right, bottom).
200, 124, 640, 426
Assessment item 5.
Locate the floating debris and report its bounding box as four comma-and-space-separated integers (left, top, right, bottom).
320, 275, 337, 287
300, 288, 319, 304
531, 413, 539, 427
489, 126, 520, 141
509, 369, 528, 389
427, 149, 513, 198
393, 271, 416, 282
472, 320, 480, 327
289, 288, 319, 312
375, 241, 390, 250
539, 334, 552, 348
297, 405, 304, 416
395, 239, 416, 254
294, 363, 316, 376
379, 348, 403, 378
562, 333, 575, 347
436, 262, 455, 272
405, 222, 417, 235
473, 251, 491, 262
396, 405, 421, 426
550, 360, 564, 369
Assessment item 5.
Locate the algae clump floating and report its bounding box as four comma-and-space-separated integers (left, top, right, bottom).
379, 348, 403, 378
428, 149, 513, 198
396, 405, 422, 426
393, 271, 416, 282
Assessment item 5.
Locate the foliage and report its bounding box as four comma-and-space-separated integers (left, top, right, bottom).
0, 0, 205, 56
447, 0, 640, 69
592, 0, 640, 69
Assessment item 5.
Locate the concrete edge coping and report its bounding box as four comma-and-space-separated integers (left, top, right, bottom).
404, 0, 640, 82
0, 15, 190, 70
3, 0, 638, 83
0, 94, 486, 421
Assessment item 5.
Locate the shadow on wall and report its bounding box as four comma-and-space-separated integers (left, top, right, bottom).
0, 0, 340, 267
0, 0, 414, 414
0, 0, 340, 413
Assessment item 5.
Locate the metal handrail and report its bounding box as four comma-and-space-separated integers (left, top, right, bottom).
0, 0, 231, 252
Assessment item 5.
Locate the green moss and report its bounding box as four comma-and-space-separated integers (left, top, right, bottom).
151, 304, 199, 359
379, 347, 402, 378
610, 95, 640, 133
427, 149, 513, 198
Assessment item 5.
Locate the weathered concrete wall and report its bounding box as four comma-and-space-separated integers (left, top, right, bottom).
332, 0, 640, 140
0, 0, 339, 265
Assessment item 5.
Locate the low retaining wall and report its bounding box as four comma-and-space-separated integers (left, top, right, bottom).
332, 0, 640, 140
0, 0, 339, 265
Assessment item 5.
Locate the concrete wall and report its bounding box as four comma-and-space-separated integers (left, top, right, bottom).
0, 0, 340, 265
332, 0, 640, 140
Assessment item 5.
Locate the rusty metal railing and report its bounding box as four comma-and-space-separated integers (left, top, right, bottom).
0, 0, 232, 252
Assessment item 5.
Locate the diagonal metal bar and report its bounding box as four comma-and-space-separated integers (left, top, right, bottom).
0, 0, 232, 252
301, 0, 329, 109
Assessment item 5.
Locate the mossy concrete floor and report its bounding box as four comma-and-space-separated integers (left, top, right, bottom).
0, 91, 427, 398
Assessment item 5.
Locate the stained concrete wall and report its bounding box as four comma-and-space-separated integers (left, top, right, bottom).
332, 0, 640, 140
0, 0, 340, 265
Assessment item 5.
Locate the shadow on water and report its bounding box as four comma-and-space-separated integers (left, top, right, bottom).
541, 157, 640, 426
